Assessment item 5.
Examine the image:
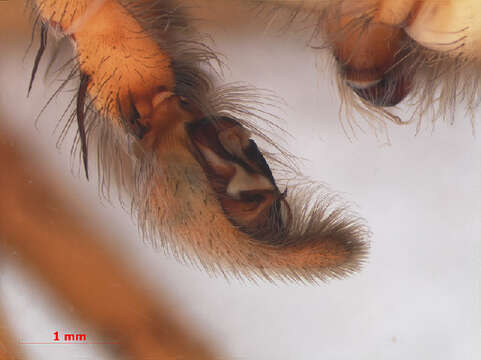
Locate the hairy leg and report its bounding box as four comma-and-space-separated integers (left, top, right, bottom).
28, 0, 481, 282
28, 0, 369, 281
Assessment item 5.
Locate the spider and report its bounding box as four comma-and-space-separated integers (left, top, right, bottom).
0, 1, 479, 359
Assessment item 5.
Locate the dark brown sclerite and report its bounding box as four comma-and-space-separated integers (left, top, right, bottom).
186, 117, 289, 241
340, 45, 413, 107
350, 69, 412, 107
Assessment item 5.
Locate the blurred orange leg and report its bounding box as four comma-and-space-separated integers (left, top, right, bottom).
0, 124, 219, 360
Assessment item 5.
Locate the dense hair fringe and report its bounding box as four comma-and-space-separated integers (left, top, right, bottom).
29, 0, 370, 282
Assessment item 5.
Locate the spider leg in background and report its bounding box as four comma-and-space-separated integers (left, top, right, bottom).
0, 120, 220, 360
0, 306, 22, 360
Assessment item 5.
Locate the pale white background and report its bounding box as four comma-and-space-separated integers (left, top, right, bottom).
0, 4, 480, 359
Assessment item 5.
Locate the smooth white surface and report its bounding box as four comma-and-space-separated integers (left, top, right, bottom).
0, 10, 480, 360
